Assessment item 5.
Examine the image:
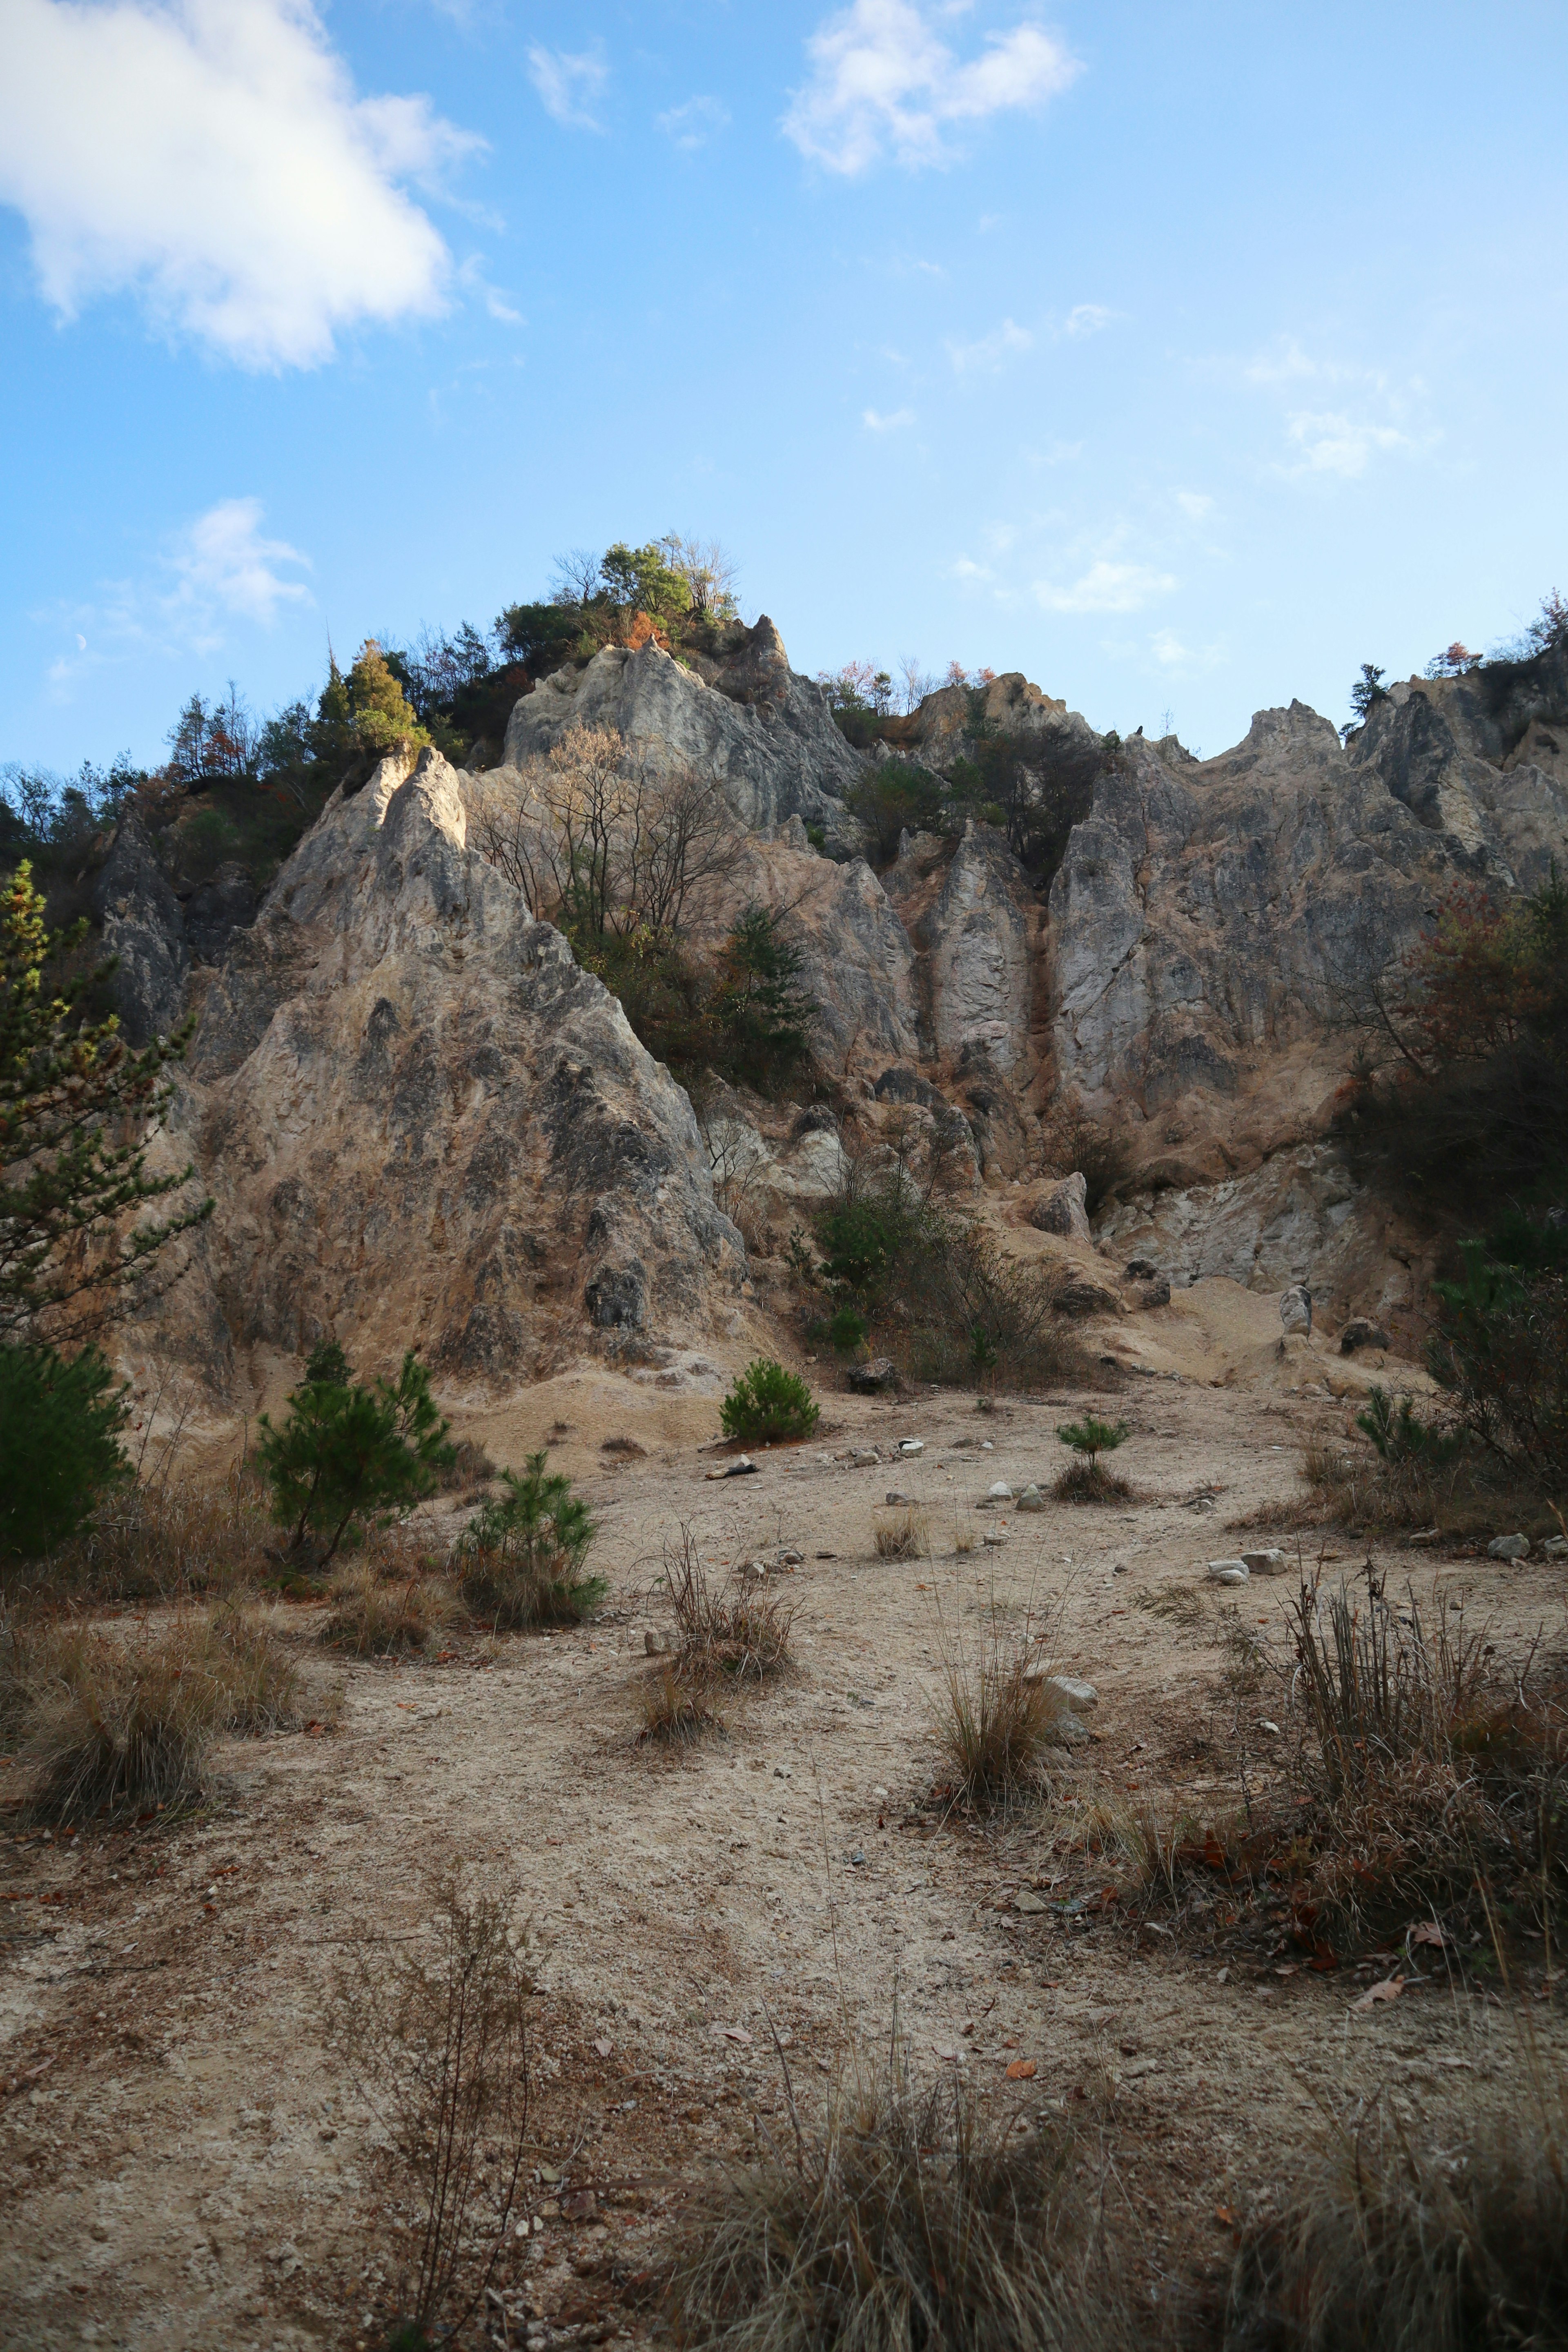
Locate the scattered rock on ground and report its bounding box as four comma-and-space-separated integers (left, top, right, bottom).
1339, 1317, 1392, 1354
1207, 1559, 1250, 1584
1240, 1548, 1288, 1575
1488, 1533, 1530, 1560
848, 1358, 898, 1394
1030, 1172, 1092, 1243
1016, 1484, 1045, 1511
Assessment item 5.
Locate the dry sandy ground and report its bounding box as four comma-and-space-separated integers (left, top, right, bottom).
2, 1334, 1565, 2352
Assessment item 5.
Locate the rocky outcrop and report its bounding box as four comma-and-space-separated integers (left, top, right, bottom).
156, 750, 746, 1387
501, 620, 866, 846
924, 822, 1033, 1075
91, 815, 188, 1047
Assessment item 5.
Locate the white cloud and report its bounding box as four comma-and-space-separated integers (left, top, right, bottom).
1151, 629, 1188, 666
1063, 303, 1111, 339
863, 406, 915, 431
1174, 489, 1213, 521
0, 0, 478, 370
528, 41, 608, 130
947, 317, 1033, 374
657, 95, 730, 149
1284, 410, 1417, 478
1034, 559, 1176, 615
166, 497, 311, 625
784, 0, 1078, 176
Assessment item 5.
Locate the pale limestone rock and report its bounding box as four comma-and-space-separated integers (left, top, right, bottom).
1030, 1172, 1091, 1242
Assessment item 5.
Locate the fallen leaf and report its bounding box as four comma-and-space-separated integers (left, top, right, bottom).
1409, 1921, 1448, 1949
1351, 1975, 1406, 2012
593, 2038, 613, 2058
1004, 2058, 1037, 2080
715, 2025, 753, 2045
1214, 2205, 1237, 2227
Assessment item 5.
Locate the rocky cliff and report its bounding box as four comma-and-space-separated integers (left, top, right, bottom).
140, 748, 748, 1395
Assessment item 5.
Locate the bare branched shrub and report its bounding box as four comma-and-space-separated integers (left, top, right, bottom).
934, 1615, 1065, 1810
37, 1467, 274, 1604
638, 1664, 725, 1746
911, 1225, 1103, 1392
666, 2046, 1134, 2352
874, 1507, 929, 1561
320, 1561, 452, 1655
16, 1610, 300, 1823
1038, 1108, 1134, 1216
333, 1875, 531, 2348
1225, 2082, 1568, 2352
664, 1528, 794, 1685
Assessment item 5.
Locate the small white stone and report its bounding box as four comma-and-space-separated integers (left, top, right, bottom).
987, 1481, 1013, 1501
1043, 1675, 1098, 1711
899, 1439, 924, 1454
1240, 1548, 1288, 1575
1207, 1560, 1250, 1584
1016, 1484, 1045, 1512
1487, 1533, 1529, 1561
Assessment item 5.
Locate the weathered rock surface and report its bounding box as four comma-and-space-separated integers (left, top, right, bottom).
91, 814, 189, 1047
922, 821, 1033, 1075
155, 749, 746, 1386
501, 621, 865, 844
1030, 1172, 1091, 1242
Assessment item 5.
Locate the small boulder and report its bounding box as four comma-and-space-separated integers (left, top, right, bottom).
851, 1447, 882, 1467
1039, 1674, 1098, 1710
848, 1357, 898, 1394
1131, 1276, 1171, 1309
1016, 1484, 1045, 1511
1279, 1285, 1313, 1335
1207, 1560, 1250, 1584
987, 1481, 1013, 1501
1542, 1535, 1568, 1560
1124, 1257, 1160, 1281
1339, 1317, 1392, 1355
1030, 1172, 1091, 1243
885, 1489, 914, 1506
644, 1628, 668, 1656
898, 1438, 924, 1455
1487, 1533, 1530, 1561
1239, 1547, 1288, 1576
1053, 1274, 1125, 1320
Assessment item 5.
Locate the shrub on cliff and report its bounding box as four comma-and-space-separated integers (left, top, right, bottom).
720, 1360, 819, 1443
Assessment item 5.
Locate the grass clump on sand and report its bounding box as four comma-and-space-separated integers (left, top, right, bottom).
719, 1359, 820, 1444
1052, 1416, 1131, 1503
874, 1506, 929, 1561
637, 1664, 725, 1748
1224, 2081, 1568, 2352
319, 1556, 453, 1655
664, 1529, 794, 1686
454, 1452, 604, 1630
666, 2049, 1134, 2352
935, 1617, 1065, 1811
12, 1608, 301, 1823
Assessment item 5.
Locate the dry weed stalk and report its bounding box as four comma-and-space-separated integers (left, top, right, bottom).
638, 1664, 724, 1746
38, 1465, 274, 1604
333, 1876, 532, 2348
664, 1528, 794, 1685
934, 1607, 1065, 1811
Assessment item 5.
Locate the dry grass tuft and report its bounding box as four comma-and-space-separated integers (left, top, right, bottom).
319, 1561, 453, 1655
1225, 2078, 1568, 2352
664, 1529, 795, 1685
874, 1506, 929, 1561
15, 1609, 301, 1824
935, 1617, 1065, 1810
1051, 1459, 1132, 1505
36, 1468, 274, 1604
665, 2048, 1135, 2352
637, 1665, 725, 1746
1300, 1433, 1553, 1541
601, 1434, 648, 1458
953, 1510, 978, 1556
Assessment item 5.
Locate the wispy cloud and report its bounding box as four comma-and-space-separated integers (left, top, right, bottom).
1284, 410, 1417, 479
947, 317, 1033, 374
863, 406, 915, 431
657, 94, 730, 149
167, 497, 312, 626
0, 0, 478, 370
1174, 489, 1213, 521
527, 41, 607, 130
1035, 559, 1176, 615
784, 0, 1078, 176
1063, 303, 1112, 339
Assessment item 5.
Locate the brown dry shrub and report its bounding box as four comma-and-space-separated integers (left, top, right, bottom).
319, 1560, 453, 1655
1224, 2080, 1568, 2352
15, 1608, 301, 1823
1051, 1459, 1131, 1505
874, 1507, 929, 1561
36, 1468, 274, 1605
332, 1873, 532, 2347
664, 1530, 794, 1685
935, 1616, 1065, 1810
1300, 1434, 1551, 1541
638, 1665, 725, 1746
666, 2047, 1137, 2352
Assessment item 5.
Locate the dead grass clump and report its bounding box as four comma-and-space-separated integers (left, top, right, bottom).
437, 1436, 498, 1497
935, 1620, 1064, 1810
39, 1468, 274, 1604
1225, 2085, 1568, 2352
601, 1434, 648, 1458
1051, 1460, 1132, 1504
666, 2052, 1131, 2352
16, 1610, 300, 1823
637, 1665, 725, 1746
874, 1506, 929, 1561
665, 1530, 794, 1684
1300, 1432, 1550, 1541
332, 1874, 531, 2348
319, 1562, 452, 1655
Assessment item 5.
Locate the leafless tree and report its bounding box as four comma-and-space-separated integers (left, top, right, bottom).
658, 533, 740, 620
621, 762, 742, 936
550, 547, 604, 606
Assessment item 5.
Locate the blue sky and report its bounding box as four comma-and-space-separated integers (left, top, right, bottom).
2, 0, 1565, 772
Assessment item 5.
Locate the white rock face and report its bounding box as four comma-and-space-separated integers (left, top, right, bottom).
158, 749, 747, 1388
927, 822, 1033, 1074
501, 620, 865, 843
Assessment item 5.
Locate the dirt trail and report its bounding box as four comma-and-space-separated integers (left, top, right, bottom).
2, 1369, 1564, 2351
